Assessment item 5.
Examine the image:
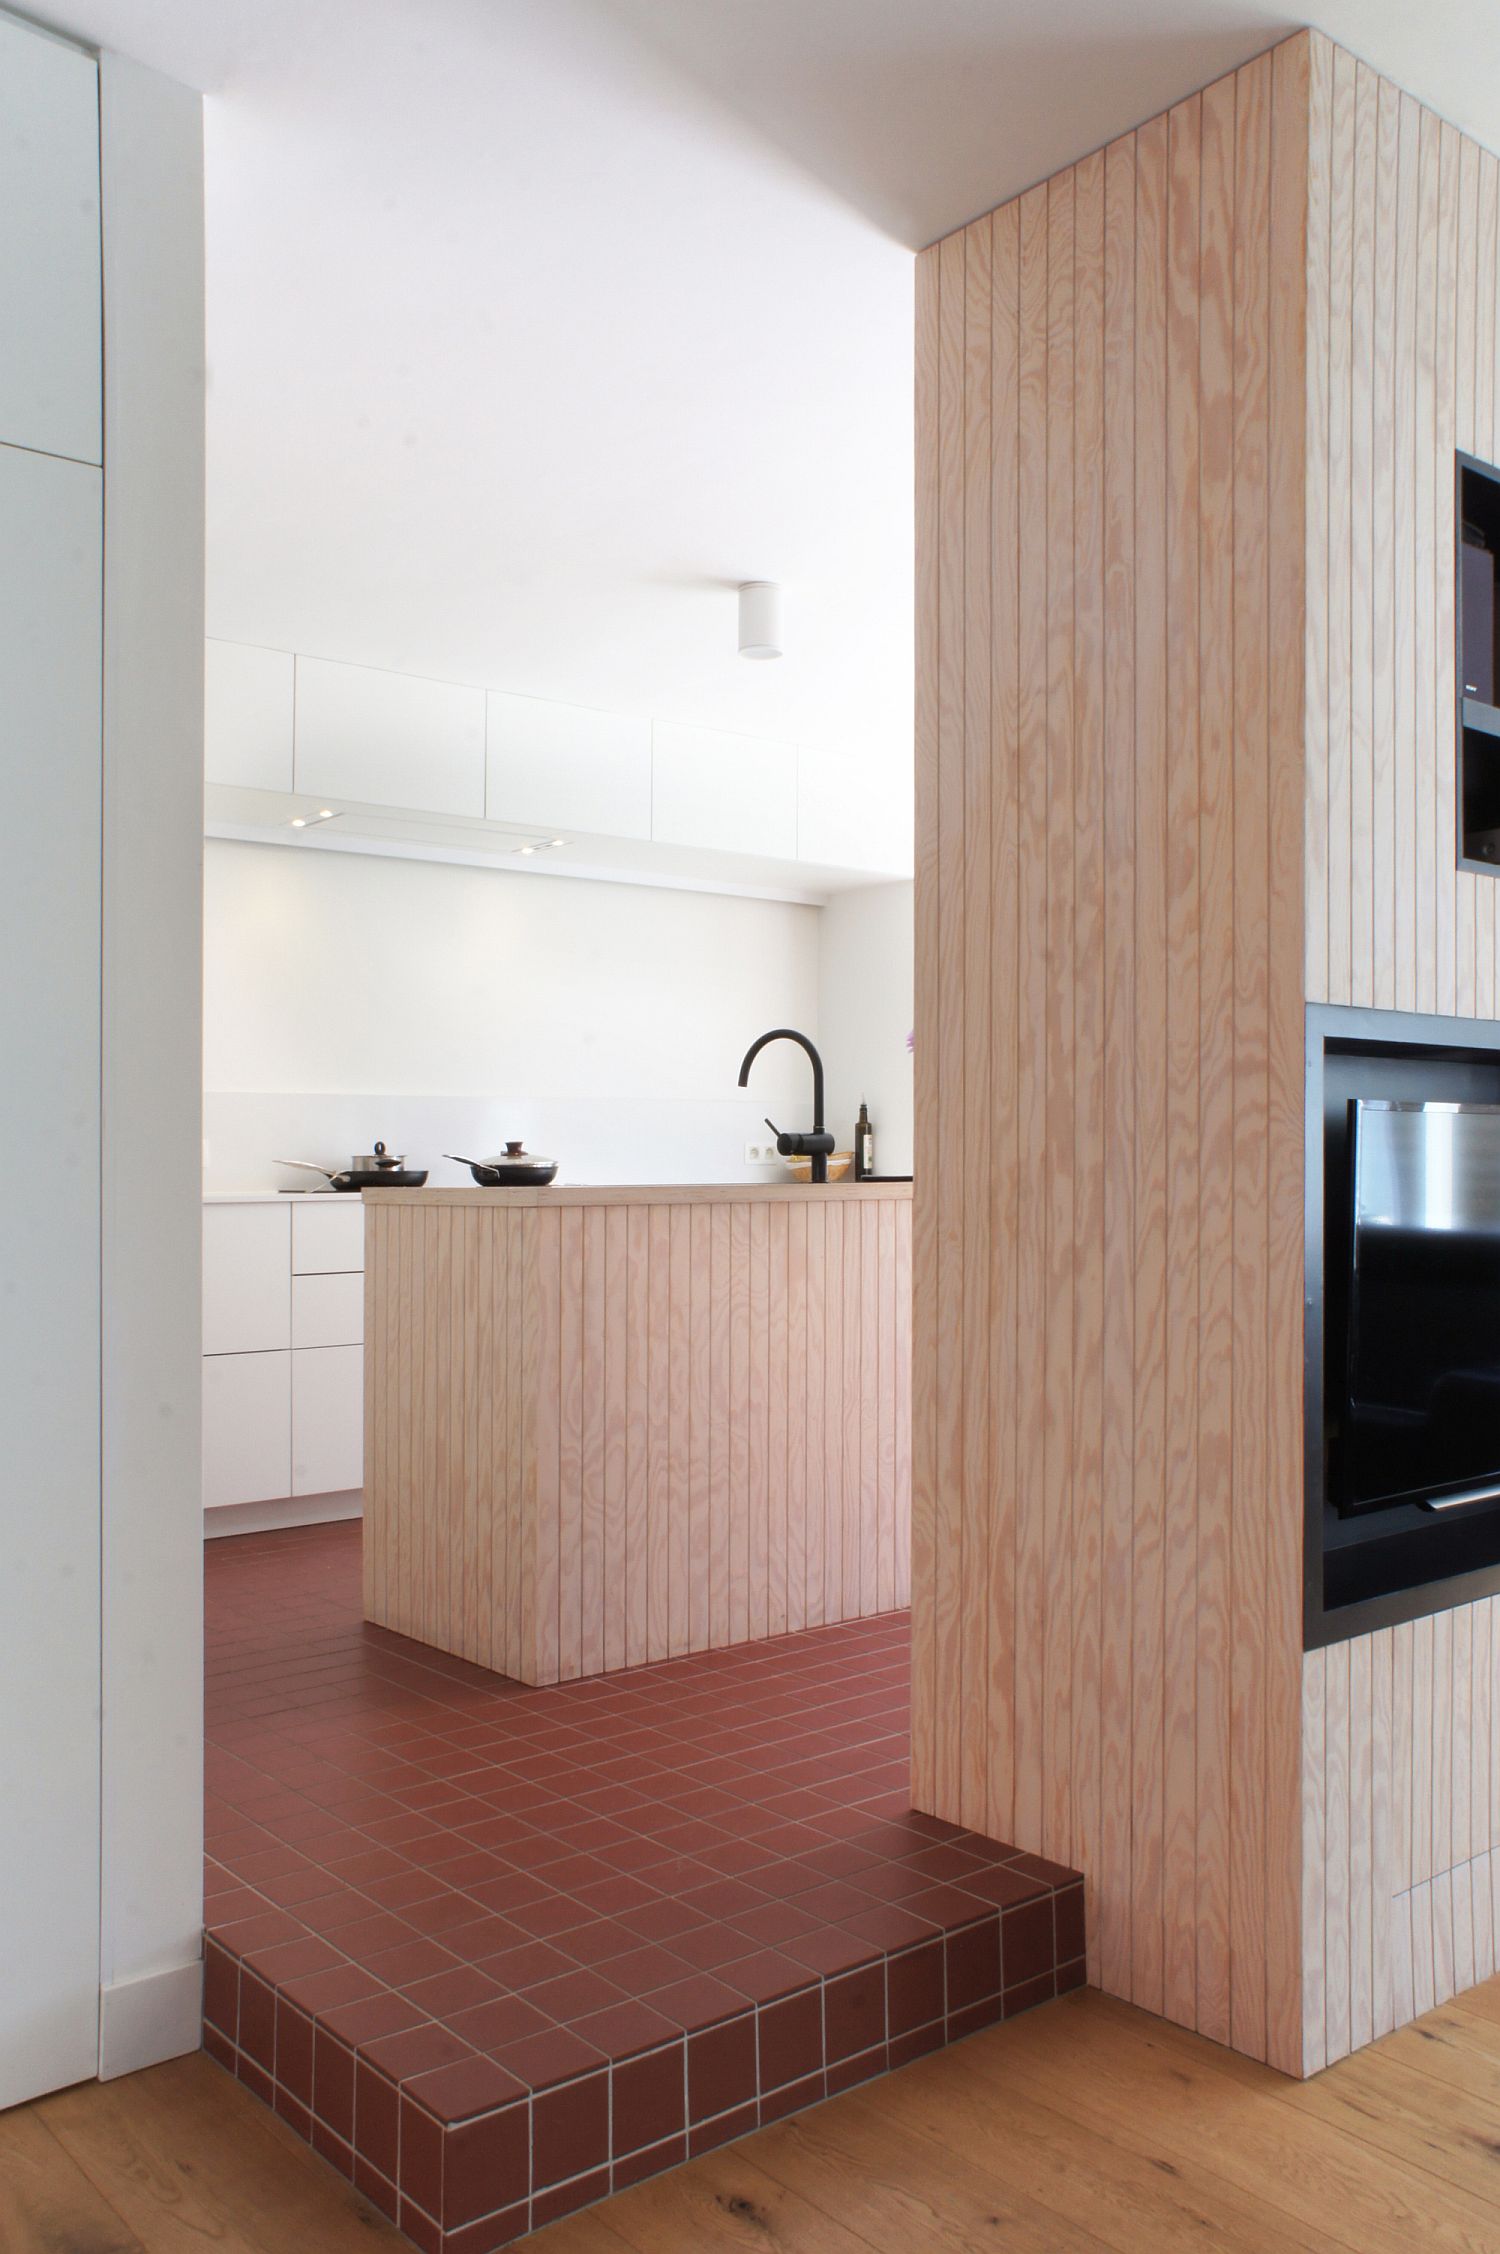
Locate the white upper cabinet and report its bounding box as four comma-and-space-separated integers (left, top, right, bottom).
294, 655, 486, 817
203, 1203, 290, 1356
204, 641, 294, 792
651, 721, 798, 860
0, 22, 100, 464
486, 691, 652, 840
796, 749, 914, 877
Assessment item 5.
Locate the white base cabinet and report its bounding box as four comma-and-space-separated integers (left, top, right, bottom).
293, 1345, 363, 1495
203, 1196, 364, 1520
203, 1351, 291, 1508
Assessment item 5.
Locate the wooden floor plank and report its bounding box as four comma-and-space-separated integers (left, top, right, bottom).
736, 2095, 1114, 2254
827, 2059, 1326, 2254
35, 2055, 399, 2254
0, 2105, 147, 2254
22, 1982, 1500, 2254
573, 2146, 879, 2254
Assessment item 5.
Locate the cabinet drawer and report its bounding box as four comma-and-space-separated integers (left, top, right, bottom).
203, 1204, 290, 1355
292, 1344, 363, 1497
292, 1271, 363, 1349
203, 1351, 291, 1509
292, 1199, 365, 1275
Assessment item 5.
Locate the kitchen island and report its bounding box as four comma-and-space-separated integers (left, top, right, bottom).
362, 1181, 912, 1684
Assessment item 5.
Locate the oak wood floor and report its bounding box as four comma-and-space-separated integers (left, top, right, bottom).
12, 1982, 1500, 2253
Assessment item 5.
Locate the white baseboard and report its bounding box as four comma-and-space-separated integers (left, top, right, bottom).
99, 1957, 203, 2080
203, 1489, 363, 1540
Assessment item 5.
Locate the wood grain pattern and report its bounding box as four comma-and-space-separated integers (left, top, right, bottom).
912, 35, 1310, 2071
23, 1984, 1500, 2254
1305, 1596, 1500, 2069
364, 1186, 913, 1685
915, 20, 1500, 2078
1297, 40, 1500, 2070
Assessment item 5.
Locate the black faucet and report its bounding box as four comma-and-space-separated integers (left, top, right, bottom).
738, 1027, 837, 1185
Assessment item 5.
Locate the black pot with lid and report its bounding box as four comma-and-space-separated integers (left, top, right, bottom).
445, 1140, 560, 1188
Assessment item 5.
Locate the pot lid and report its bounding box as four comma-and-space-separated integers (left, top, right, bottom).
350, 1140, 405, 1169
483, 1140, 555, 1170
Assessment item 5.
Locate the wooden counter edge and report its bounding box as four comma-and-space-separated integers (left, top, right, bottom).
364, 1180, 914, 1209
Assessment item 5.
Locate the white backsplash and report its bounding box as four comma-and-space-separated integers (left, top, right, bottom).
201, 1090, 793, 1195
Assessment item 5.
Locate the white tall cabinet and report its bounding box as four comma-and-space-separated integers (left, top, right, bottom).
0, 18, 204, 2105
0, 15, 105, 2110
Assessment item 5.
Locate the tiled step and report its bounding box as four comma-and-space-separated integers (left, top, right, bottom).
202, 1524, 1084, 2251
206, 1859, 1083, 2248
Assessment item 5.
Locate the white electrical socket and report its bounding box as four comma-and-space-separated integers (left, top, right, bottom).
744, 1139, 780, 1166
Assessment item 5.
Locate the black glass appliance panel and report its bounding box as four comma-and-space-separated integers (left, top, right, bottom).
1345, 1098, 1500, 1515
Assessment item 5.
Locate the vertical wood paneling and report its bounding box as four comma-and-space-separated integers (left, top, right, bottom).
1013, 179, 1050, 1856
987, 191, 1022, 1851
1072, 140, 1107, 1980
917, 21, 1500, 2077
1131, 105, 1170, 2021
1265, 29, 1312, 2077
1096, 133, 1137, 2003
1197, 71, 1236, 2048
959, 209, 993, 1837
364, 1188, 912, 1688
913, 34, 1310, 2068
1162, 97, 1202, 2036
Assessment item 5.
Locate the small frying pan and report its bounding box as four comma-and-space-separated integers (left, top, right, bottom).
276, 1156, 430, 1192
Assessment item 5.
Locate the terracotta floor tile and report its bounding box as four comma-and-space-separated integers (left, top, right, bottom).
203, 1523, 1082, 2252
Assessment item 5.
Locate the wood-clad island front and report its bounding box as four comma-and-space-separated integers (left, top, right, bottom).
362, 1181, 912, 1686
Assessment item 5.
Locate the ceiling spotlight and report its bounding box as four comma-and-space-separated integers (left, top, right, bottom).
318, 809, 334, 820
551, 838, 567, 848
738, 581, 782, 661
289, 816, 307, 829
518, 844, 536, 856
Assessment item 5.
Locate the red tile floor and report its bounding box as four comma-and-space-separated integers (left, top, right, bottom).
203, 1523, 1084, 2251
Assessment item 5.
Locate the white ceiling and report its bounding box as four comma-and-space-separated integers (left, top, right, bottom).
29, 0, 1500, 798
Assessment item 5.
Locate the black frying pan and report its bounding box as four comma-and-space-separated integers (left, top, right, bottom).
276, 1157, 430, 1192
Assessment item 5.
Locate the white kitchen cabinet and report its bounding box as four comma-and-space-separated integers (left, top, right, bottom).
486, 690, 652, 840
0, 21, 100, 464
292, 1198, 365, 1275
651, 720, 798, 859
796, 749, 914, 877
203, 1351, 292, 1509
294, 654, 486, 818
203, 1202, 290, 1355
203, 1197, 365, 1514
204, 640, 294, 792
0, 415, 104, 2104
292, 1271, 364, 1349
292, 1345, 363, 1496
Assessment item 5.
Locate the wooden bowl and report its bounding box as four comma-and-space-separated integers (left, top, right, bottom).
786, 1150, 854, 1183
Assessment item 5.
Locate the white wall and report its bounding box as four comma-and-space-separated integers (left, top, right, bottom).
818, 880, 914, 1176
203, 838, 823, 1189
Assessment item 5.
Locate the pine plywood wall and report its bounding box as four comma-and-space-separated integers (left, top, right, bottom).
1303, 1602, 1500, 2074
912, 35, 1311, 2071
1300, 44, 1500, 2073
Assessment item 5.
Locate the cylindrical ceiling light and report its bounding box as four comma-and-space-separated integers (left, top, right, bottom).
738, 580, 782, 660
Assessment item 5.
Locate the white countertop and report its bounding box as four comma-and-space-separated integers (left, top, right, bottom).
202, 1189, 358, 1203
